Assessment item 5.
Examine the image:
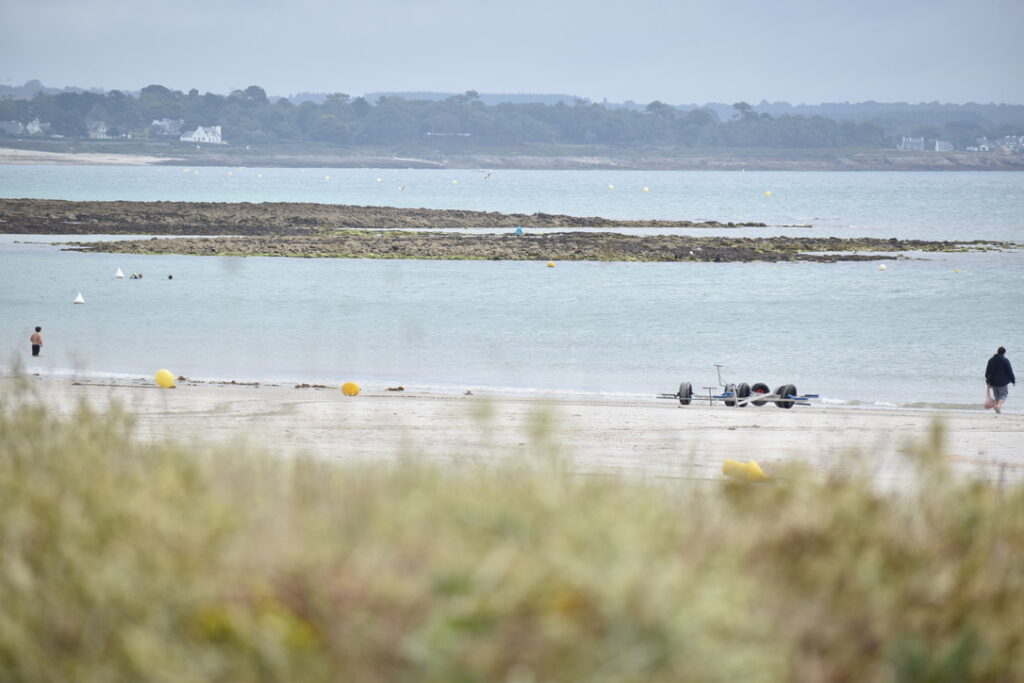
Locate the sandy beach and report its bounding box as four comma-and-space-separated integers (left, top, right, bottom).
0, 147, 177, 166
7, 375, 1022, 486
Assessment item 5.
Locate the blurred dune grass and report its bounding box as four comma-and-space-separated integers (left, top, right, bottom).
1, 388, 1023, 682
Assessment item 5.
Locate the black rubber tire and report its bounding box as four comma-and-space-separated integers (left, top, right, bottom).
678, 381, 692, 406
736, 382, 751, 407
751, 382, 770, 407
723, 383, 737, 407
776, 383, 797, 409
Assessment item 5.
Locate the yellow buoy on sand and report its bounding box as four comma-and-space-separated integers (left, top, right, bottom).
763, 190, 772, 197
341, 381, 361, 396
155, 369, 176, 388
547, 261, 555, 268
723, 459, 769, 483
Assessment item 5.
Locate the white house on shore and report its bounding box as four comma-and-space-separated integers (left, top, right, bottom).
180, 125, 224, 144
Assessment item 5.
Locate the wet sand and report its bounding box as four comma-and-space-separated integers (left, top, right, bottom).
8, 376, 1022, 487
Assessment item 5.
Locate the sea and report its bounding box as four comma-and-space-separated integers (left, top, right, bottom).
1, 165, 1022, 412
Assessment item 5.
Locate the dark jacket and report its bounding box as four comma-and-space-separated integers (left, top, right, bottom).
985, 354, 1015, 387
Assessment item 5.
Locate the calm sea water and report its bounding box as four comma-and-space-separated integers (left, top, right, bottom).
1, 165, 1022, 410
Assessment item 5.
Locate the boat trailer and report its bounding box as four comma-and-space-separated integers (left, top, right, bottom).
658, 365, 819, 409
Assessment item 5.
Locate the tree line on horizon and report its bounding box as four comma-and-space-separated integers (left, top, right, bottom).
0, 84, 1018, 150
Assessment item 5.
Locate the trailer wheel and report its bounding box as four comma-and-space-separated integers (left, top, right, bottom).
736, 382, 751, 407
723, 383, 738, 407
776, 384, 797, 409
678, 382, 693, 406
751, 382, 770, 407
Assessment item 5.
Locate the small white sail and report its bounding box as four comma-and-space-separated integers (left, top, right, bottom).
115, 267, 125, 278
73, 292, 85, 304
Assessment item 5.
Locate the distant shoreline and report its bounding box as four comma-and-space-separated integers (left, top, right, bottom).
3, 143, 1024, 171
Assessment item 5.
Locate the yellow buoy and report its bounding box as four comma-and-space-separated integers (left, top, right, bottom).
547, 261, 555, 268
723, 459, 769, 483
155, 369, 176, 389
763, 190, 772, 197
643, 187, 650, 192
341, 381, 361, 396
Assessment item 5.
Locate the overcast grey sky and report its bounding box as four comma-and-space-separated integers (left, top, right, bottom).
3, 0, 1023, 104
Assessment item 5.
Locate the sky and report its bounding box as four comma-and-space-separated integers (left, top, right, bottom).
2, 0, 1023, 105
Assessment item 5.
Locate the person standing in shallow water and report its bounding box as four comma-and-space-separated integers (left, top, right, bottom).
30, 326, 43, 357
985, 346, 1015, 414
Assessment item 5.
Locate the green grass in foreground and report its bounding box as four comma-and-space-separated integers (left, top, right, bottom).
2, 390, 1023, 682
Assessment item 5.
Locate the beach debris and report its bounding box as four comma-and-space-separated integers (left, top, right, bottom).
386, 386, 405, 391
464, 390, 473, 396
376, 177, 383, 183
723, 459, 769, 483
451, 179, 459, 184
295, 383, 328, 389
341, 381, 361, 396
607, 184, 615, 190
155, 369, 176, 389
73, 292, 85, 304
177, 375, 187, 381
115, 267, 125, 278
324, 175, 331, 181
515, 227, 523, 236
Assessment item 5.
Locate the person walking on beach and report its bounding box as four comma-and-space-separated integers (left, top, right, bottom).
30, 326, 43, 357
985, 346, 1015, 414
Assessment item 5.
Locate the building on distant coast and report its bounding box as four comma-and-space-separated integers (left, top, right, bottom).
0, 120, 24, 136
898, 136, 925, 151
151, 118, 184, 136
180, 125, 224, 144
87, 121, 132, 140
25, 118, 50, 136
934, 140, 954, 152
87, 121, 112, 139
966, 136, 1024, 153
